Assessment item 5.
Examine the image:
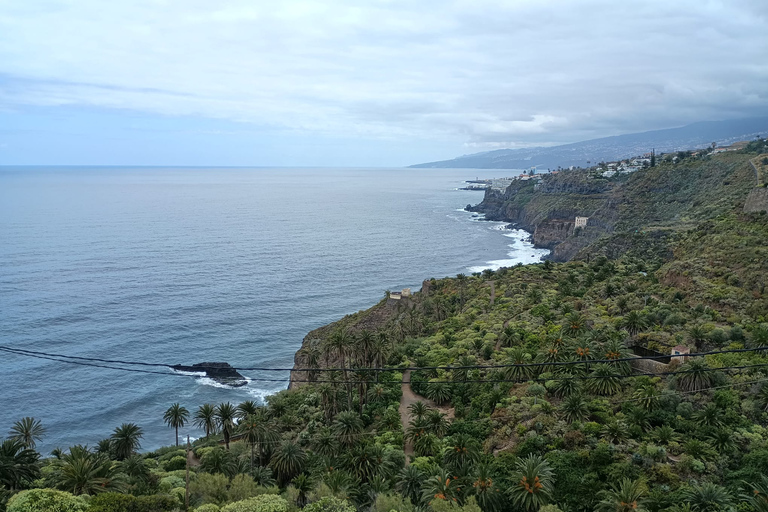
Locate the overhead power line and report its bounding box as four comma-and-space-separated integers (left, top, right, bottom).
1, 344, 767, 373
3, 345, 768, 385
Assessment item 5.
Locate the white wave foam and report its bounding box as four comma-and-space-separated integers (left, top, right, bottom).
172, 369, 207, 377
194, 376, 252, 389
467, 228, 550, 272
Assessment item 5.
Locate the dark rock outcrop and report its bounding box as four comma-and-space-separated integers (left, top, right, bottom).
170, 362, 248, 387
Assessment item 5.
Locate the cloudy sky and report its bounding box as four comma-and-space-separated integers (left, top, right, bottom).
1, 0, 767, 166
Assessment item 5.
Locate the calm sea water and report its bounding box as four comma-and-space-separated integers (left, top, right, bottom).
0, 167, 547, 452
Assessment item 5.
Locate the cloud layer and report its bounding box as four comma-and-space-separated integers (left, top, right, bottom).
1, 0, 767, 153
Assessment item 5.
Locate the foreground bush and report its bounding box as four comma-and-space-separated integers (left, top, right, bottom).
220, 494, 288, 512
6, 489, 87, 512
87, 492, 179, 512
303, 497, 356, 512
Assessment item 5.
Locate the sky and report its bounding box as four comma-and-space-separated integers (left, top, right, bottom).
0, 0, 767, 167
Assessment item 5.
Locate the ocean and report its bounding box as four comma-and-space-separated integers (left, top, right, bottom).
0, 167, 548, 452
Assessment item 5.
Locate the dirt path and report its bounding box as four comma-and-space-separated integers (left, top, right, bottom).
399, 370, 454, 464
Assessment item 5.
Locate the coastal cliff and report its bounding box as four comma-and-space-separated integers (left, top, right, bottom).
469, 152, 756, 262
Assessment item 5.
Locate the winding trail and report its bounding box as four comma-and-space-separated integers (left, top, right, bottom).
399, 370, 455, 464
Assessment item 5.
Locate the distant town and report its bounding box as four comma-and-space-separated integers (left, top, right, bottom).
462, 139, 755, 190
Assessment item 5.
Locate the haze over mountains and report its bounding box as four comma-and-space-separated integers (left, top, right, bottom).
411, 117, 768, 170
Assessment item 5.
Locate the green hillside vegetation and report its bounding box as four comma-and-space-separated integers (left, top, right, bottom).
2, 147, 768, 512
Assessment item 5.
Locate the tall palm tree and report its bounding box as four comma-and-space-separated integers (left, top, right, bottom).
596, 478, 647, 512
327, 329, 354, 410
215, 402, 237, 450
508, 455, 554, 512
239, 413, 278, 471
0, 439, 40, 491
9, 417, 46, 449
236, 400, 260, 420
194, 404, 218, 438
110, 423, 143, 460
163, 403, 189, 447
269, 441, 306, 487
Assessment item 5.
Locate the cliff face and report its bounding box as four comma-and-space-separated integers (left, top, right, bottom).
469, 153, 756, 262
289, 284, 431, 388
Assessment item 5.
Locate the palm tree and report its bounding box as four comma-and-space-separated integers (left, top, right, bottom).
596, 478, 647, 512
550, 373, 580, 397
0, 439, 40, 490
199, 446, 237, 477
236, 400, 260, 419
269, 441, 306, 487
408, 401, 429, 421
193, 404, 217, 439
163, 403, 189, 447
425, 410, 449, 438
563, 312, 589, 337
632, 384, 660, 411
53, 445, 125, 495
688, 325, 709, 351
620, 311, 647, 336
422, 467, 460, 506
291, 473, 315, 507
425, 380, 452, 405
508, 455, 554, 512
472, 464, 503, 512
252, 466, 276, 487
215, 402, 237, 450
327, 329, 354, 410
239, 413, 278, 471
333, 411, 363, 448
110, 423, 143, 460
676, 359, 715, 392
324, 469, 354, 497
311, 427, 338, 458
682, 483, 732, 511
9, 417, 46, 449
444, 433, 480, 472
587, 364, 622, 395
602, 421, 630, 445
744, 476, 768, 512
397, 465, 424, 506
561, 394, 590, 423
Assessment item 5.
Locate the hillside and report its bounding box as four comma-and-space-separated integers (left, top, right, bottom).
411, 117, 768, 170
4, 147, 768, 512
467, 150, 763, 261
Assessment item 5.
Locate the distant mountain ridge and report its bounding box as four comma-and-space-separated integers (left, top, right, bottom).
411, 117, 768, 169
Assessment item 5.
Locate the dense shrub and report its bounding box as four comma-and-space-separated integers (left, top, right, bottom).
220, 494, 288, 512
302, 497, 356, 512
6, 489, 87, 512
163, 455, 187, 471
